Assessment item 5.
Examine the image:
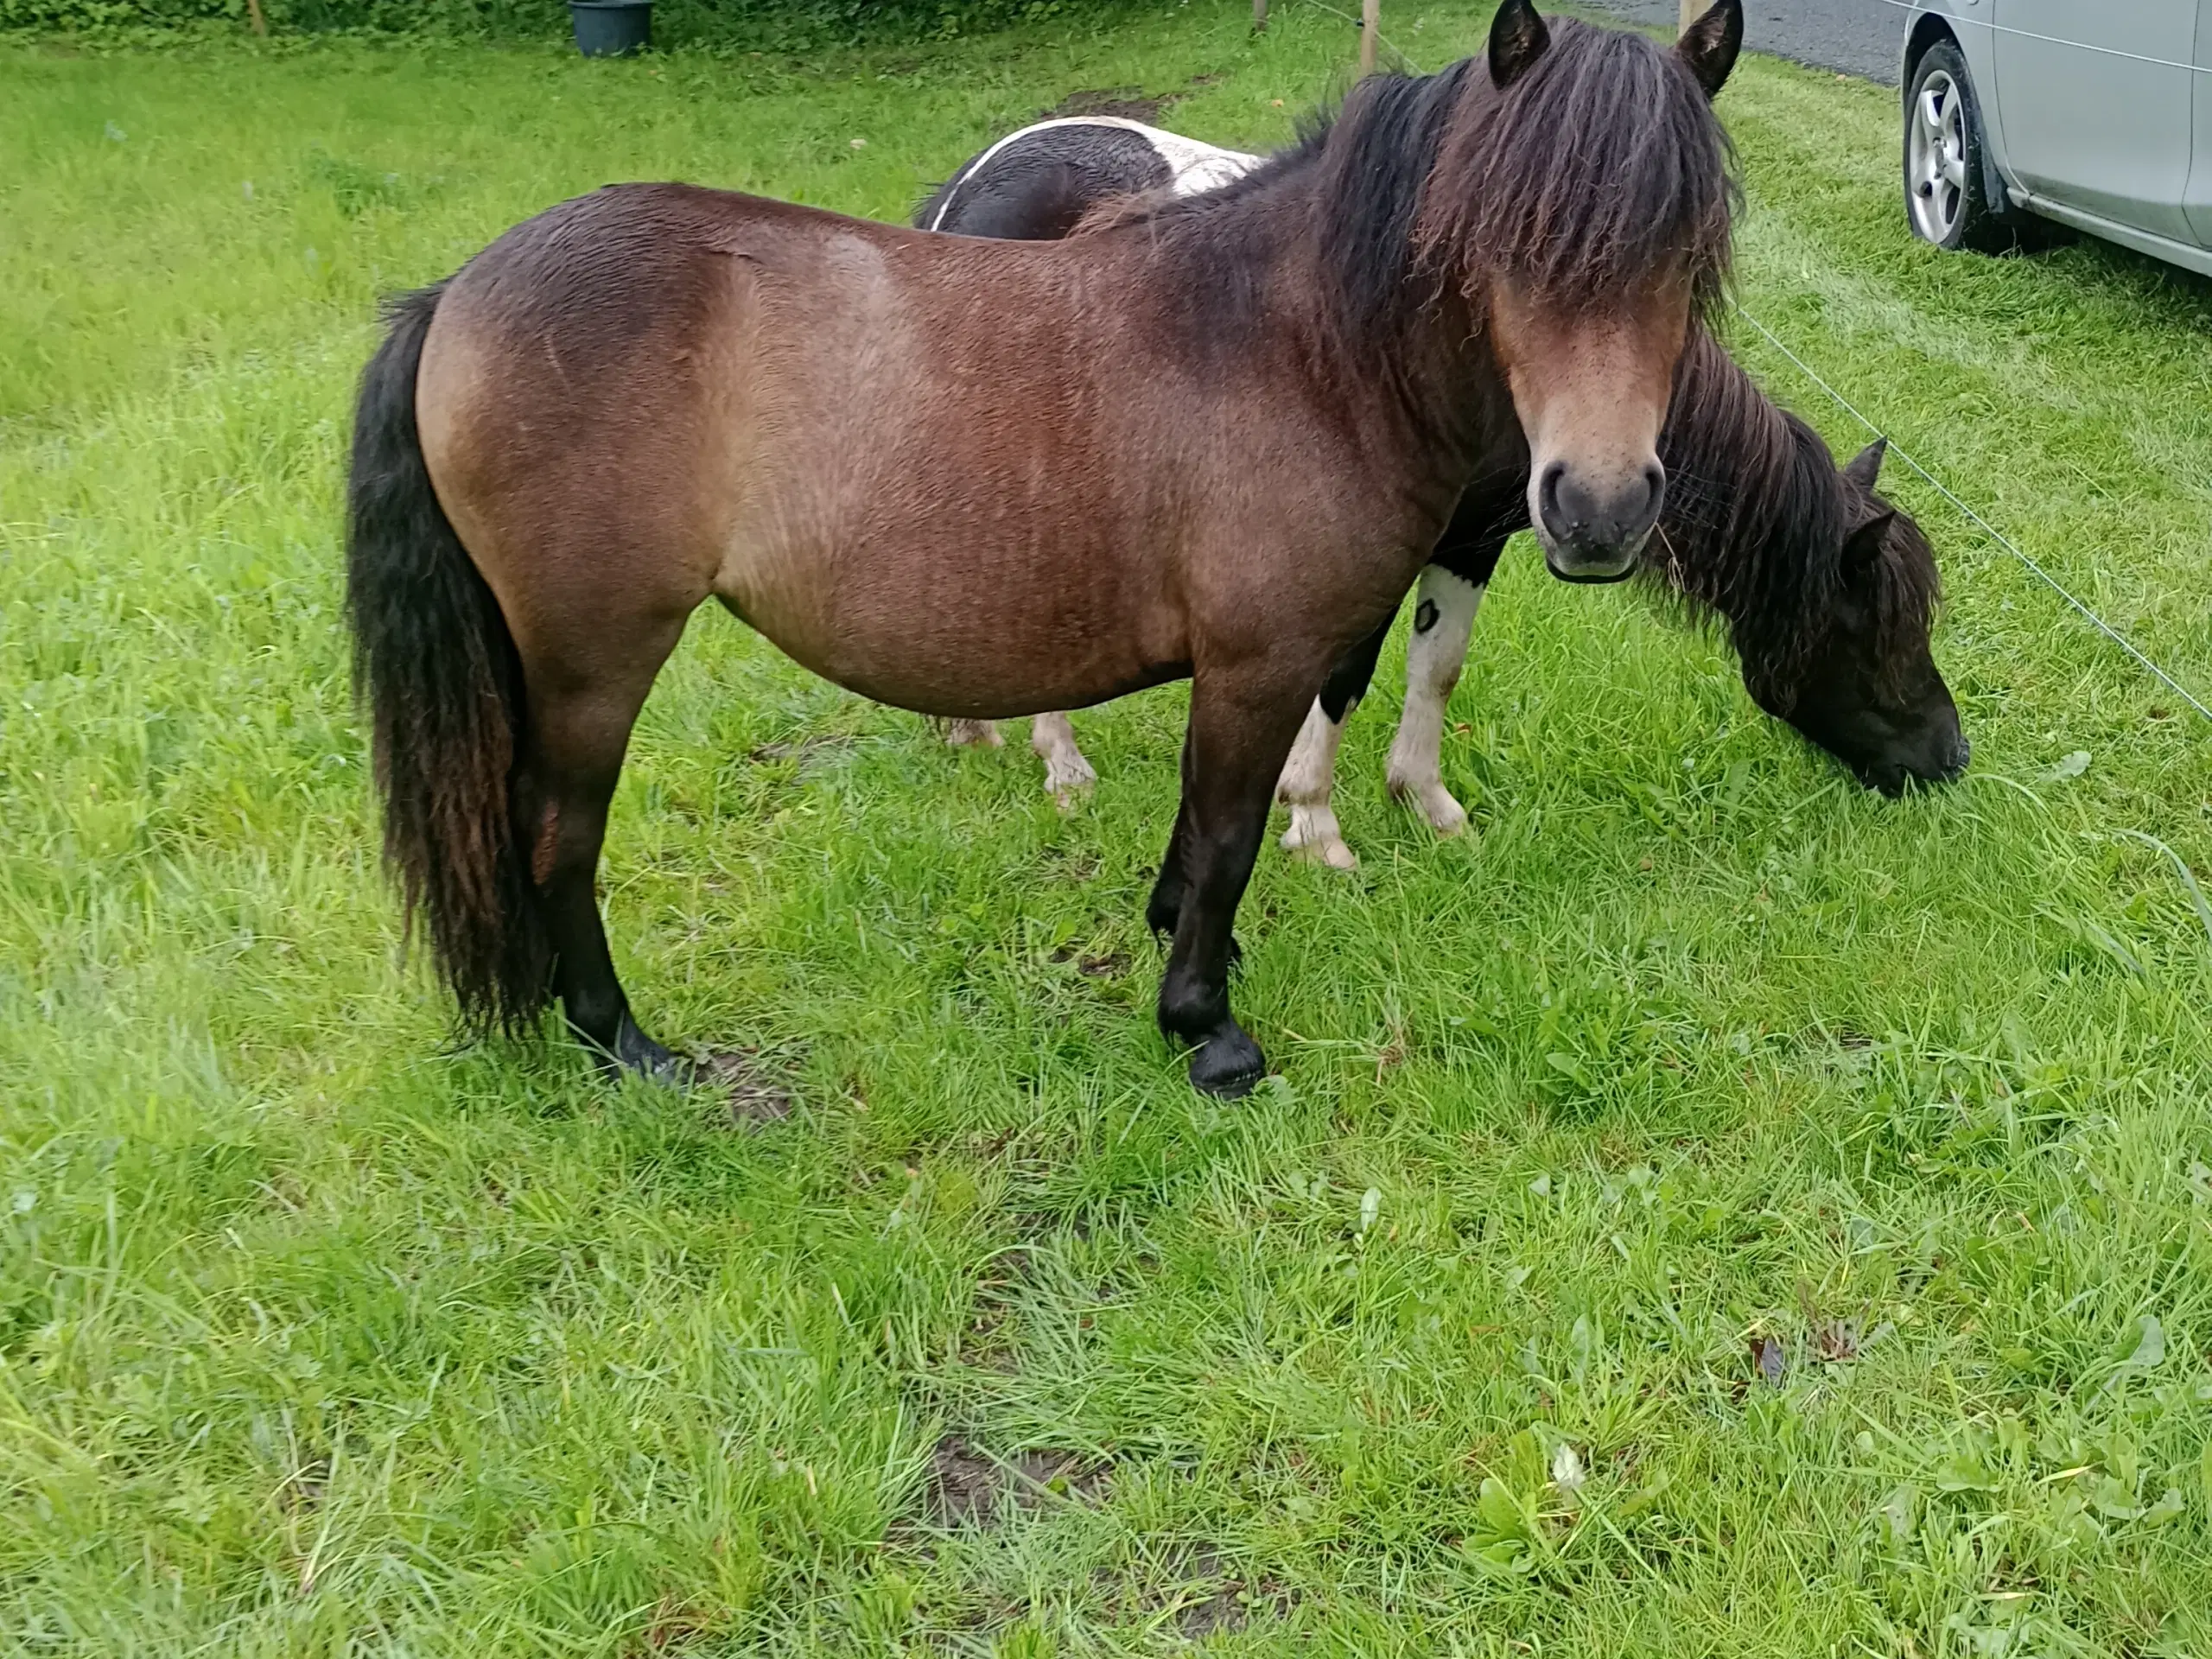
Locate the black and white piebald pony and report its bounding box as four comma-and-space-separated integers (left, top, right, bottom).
922, 116, 1262, 237
915, 115, 1963, 865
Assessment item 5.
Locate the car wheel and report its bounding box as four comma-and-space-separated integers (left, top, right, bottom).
1904, 42, 2022, 253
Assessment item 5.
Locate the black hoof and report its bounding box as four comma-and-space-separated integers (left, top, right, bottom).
589, 1013, 696, 1086
1187, 1023, 1266, 1098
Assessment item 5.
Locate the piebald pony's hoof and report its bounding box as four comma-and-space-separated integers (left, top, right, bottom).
1030, 715, 1096, 812
944, 718, 1003, 748
1044, 758, 1096, 814
1389, 775, 1471, 838
1280, 804, 1359, 871
1187, 1022, 1266, 1097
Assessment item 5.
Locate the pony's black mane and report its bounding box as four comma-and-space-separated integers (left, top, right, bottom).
1306, 62, 1476, 342
1652, 332, 1940, 705
1075, 19, 1736, 350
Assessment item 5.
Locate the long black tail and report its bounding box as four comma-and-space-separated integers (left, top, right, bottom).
346, 282, 553, 1036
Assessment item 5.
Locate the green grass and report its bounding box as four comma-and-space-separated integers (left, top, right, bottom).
4, 3, 2211, 1651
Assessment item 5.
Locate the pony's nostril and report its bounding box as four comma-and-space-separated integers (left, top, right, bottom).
1536, 461, 1569, 537
1641, 461, 1666, 524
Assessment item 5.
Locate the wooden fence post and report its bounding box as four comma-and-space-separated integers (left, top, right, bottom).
1677, 0, 1715, 33
1253, 0, 1268, 31
245, 0, 268, 34
1360, 0, 1380, 74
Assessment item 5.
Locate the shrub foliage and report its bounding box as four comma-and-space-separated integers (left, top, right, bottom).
0, 0, 1081, 45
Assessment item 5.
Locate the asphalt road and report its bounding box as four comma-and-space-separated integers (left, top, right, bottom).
1573, 0, 1908, 85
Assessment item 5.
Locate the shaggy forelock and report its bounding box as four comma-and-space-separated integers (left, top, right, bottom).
1056, 19, 1738, 356
1424, 19, 1739, 317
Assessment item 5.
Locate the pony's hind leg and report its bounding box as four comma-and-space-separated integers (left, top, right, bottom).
1386, 556, 1493, 837
1158, 671, 1311, 1097
512, 613, 693, 1079
1030, 712, 1096, 810
940, 713, 1096, 810
1278, 609, 1395, 871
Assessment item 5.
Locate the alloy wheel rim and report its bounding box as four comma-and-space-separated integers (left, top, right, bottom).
1909, 70, 1969, 242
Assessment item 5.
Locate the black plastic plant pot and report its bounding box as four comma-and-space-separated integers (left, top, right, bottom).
570, 0, 652, 58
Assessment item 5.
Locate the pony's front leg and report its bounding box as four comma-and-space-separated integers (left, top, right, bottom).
1278, 608, 1395, 870
1030, 712, 1096, 810
1385, 563, 1487, 837
1144, 734, 1240, 967
1159, 672, 1311, 1097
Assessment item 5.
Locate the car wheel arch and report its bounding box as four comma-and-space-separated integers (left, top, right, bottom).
1904, 13, 1959, 87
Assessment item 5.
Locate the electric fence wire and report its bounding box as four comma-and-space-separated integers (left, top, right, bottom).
1729, 301, 2212, 725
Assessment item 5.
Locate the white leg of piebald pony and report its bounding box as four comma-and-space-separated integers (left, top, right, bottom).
1386, 567, 1484, 837
944, 718, 1003, 748
1030, 712, 1096, 810
1275, 696, 1360, 870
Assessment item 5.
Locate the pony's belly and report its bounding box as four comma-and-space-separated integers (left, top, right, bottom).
772, 609, 1179, 721
833, 652, 1188, 721
716, 516, 1184, 719
728, 581, 1174, 719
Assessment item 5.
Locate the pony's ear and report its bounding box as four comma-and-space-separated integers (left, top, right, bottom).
1842, 436, 1889, 493
1844, 508, 1896, 577
1675, 0, 1743, 100
1488, 0, 1552, 90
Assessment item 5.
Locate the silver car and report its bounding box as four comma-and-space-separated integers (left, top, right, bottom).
1901, 3, 2212, 274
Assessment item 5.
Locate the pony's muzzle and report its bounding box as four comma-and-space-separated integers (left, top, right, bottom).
1535, 459, 1663, 583
1913, 729, 1971, 789
1863, 724, 1971, 797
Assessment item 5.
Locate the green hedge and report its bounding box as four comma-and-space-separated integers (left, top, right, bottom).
0, 0, 1084, 45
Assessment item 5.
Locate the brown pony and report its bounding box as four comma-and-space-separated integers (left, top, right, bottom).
918, 117, 1965, 849
346, 0, 1744, 1097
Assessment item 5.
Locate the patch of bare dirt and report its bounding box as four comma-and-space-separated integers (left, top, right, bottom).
924, 1436, 1111, 1526
691, 1049, 794, 1128
1035, 844, 1101, 883
641, 1594, 719, 1649
1042, 86, 1169, 122
1135, 1547, 1296, 1639
1048, 942, 1131, 979
744, 733, 855, 780
1041, 73, 1225, 125
1814, 1319, 1861, 1363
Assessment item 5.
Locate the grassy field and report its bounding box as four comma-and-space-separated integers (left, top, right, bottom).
4, 3, 2211, 1651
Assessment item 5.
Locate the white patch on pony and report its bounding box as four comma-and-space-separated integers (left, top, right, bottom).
1144, 127, 1265, 195
1386, 568, 1484, 837
1030, 711, 1096, 810
1275, 696, 1360, 871
929, 117, 1263, 230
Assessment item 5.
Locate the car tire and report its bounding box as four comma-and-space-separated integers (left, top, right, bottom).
1904, 42, 2027, 253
